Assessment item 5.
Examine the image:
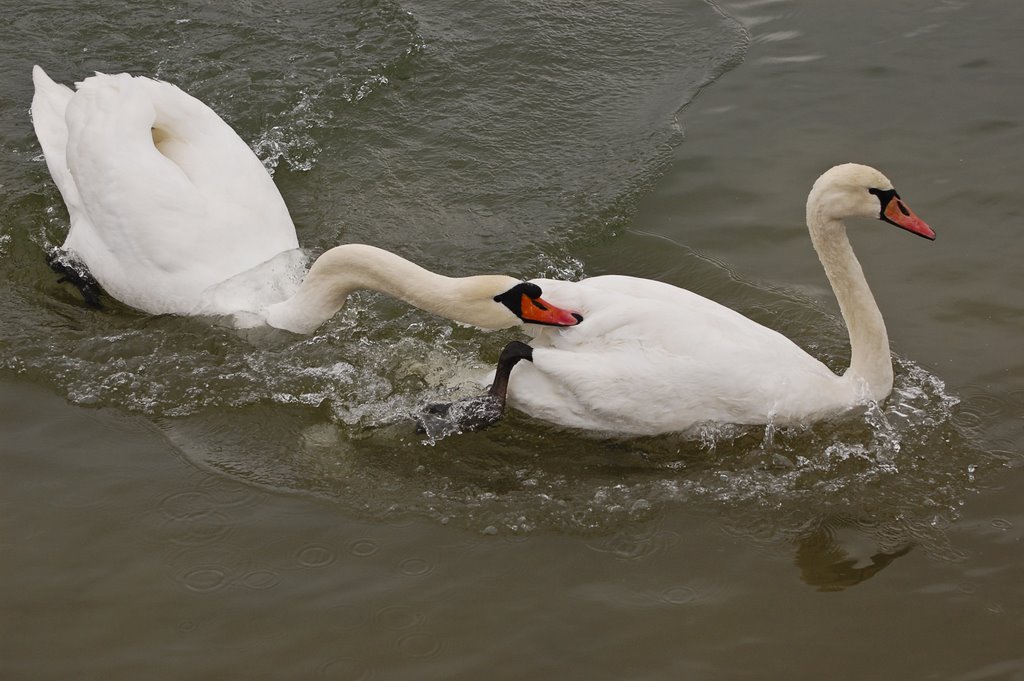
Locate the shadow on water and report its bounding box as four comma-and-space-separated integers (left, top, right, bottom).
794, 516, 914, 592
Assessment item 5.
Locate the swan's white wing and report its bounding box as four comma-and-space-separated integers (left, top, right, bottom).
35, 69, 298, 315
126, 76, 299, 265
510, 276, 847, 433
527, 276, 829, 365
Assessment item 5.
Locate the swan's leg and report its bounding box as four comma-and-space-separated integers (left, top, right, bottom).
487, 340, 534, 405
47, 250, 102, 308
416, 341, 535, 435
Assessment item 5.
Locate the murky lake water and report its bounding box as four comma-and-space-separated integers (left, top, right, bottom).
2, 0, 1022, 678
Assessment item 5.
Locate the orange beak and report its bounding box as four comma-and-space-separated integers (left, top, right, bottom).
519, 294, 583, 327
883, 196, 935, 240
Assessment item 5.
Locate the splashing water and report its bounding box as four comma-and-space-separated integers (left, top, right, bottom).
151, 345, 982, 566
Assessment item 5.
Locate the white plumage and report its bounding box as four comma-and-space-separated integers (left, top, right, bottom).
32, 66, 298, 316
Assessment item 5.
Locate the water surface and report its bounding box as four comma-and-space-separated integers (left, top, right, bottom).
1, 0, 1021, 678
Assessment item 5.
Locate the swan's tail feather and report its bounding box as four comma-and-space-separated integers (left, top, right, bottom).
31, 65, 86, 236
31, 66, 74, 137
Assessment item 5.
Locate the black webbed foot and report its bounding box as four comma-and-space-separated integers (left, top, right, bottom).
415, 394, 505, 436
415, 341, 535, 438
47, 250, 103, 308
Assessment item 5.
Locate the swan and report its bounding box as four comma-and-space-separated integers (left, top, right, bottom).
474, 163, 936, 435
31, 66, 298, 316
30, 66, 583, 332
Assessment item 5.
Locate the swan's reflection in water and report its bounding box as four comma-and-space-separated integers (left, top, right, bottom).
794, 516, 913, 591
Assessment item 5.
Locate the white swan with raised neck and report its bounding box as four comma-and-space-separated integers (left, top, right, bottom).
494, 163, 935, 435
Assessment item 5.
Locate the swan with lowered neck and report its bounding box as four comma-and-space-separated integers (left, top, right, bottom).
30, 67, 582, 332
483, 163, 935, 435
262, 243, 582, 333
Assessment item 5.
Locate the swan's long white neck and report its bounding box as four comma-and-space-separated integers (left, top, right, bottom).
264, 244, 520, 334
806, 210, 893, 401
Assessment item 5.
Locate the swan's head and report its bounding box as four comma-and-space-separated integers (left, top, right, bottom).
390, 275, 583, 331
808, 163, 935, 240
489, 280, 583, 329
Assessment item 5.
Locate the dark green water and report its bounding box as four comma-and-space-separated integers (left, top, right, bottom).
1, 0, 1021, 678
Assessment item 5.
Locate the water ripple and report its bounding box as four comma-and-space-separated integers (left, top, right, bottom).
399, 558, 433, 576
350, 539, 380, 558
373, 605, 423, 631
659, 585, 699, 606
318, 658, 375, 681
161, 509, 234, 547
241, 569, 282, 590
296, 544, 338, 568
180, 566, 230, 593
396, 633, 443, 659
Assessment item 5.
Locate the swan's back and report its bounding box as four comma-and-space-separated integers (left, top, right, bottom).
31, 67, 298, 315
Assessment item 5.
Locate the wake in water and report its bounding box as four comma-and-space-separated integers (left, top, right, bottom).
0, 0, 999, 592
156, 345, 986, 583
